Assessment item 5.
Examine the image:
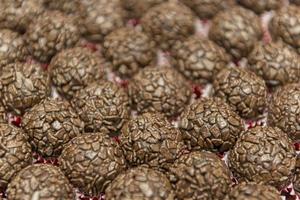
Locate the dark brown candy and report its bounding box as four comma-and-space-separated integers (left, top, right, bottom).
228, 126, 296, 189
237, 0, 283, 14
0, 62, 50, 115
209, 6, 262, 60
59, 133, 127, 196
268, 83, 300, 141
103, 27, 156, 78
213, 67, 267, 119
141, 1, 196, 51
290, 0, 300, 5
105, 166, 175, 200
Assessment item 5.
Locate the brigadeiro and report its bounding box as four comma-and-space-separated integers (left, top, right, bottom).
128, 66, 191, 118
103, 27, 156, 78
0, 62, 50, 115
0, 123, 32, 190
168, 151, 231, 200
105, 166, 175, 200
59, 133, 127, 196
49, 47, 106, 99
213, 67, 267, 119
268, 83, 300, 141
141, 1, 196, 51
209, 6, 262, 60
237, 0, 283, 14
179, 97, 244, 152
228, 126, 296, 189
170, 36, 230, 84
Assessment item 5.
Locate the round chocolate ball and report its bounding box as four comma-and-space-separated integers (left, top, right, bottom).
171, 36, 230, 84
128, 66, 191, 118
0, 123, 32, 190
268, 83, 300, 141
103, 27, 156, 78
120, 112, 185, 170
237, 0, 283, 14
141, 1, 196, 51
169, 151, 231, 200
49, 47, 106, 99
228, 126, 296, 189
0, 62, 51, 115
105, 166, 175, 200
209, 6, 262, 60
7, 164, 75, 200
71, 81, 130, 135
213, 67, 268, 119
179, 97, 245, 152
290, 0, 300, 5
22, 98, 84, 157
59, 133, 127, 196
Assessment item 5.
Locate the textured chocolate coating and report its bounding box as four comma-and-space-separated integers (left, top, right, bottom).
228, 126, 296, 189
59, 133, 127, 196
103, 27, 156, 78
120, 113, 185, 170
7, 164, 75, 200
49, 47, 105, 99
237, 0, 283, 14
248, 42, 300, 88
128, 67, 191, 118
293, 155, 300, 195
290, 0, 300, 5
0, 62, 50, 115
43, 0, 83, 14
169, 151, 231, 200
0, 123, 32, 190
22, 98, 84, 157
268, 83, 300, 141
209, 7, 262, 60
171, 36, 230, 84
213, 67, 267, 119
179, 97, 244, 152
141, 1, 196, 51
105, 166, 175, 200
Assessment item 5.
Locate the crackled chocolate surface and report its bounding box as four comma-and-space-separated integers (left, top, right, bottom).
43, 0, 83, 15
237, 0, 283, 14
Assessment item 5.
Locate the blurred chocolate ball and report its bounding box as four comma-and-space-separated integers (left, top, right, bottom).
169, 151, 231, 200
0, 123, 32, 190
141, 1, 196, 51
237, 0, 283, 14
171, 36, 230, 84
59, 133, 127, 196
49, 47, 106, 99
179, 97, 244, 152
105, 166, 175, 200
209, 7, 262, 60
103, 27, 156, 78
7, 164, 75, 200
0, 62, 50, 115
290, 0, 300, 5
213, 67, 267, 119
268, 83, 300, 141
228, 126, 296, 189
71, 81, 130, 135
128, 66, 191, 118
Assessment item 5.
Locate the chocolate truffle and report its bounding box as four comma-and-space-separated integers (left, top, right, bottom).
268, 83, 300, 141
71, 81, 130, 135
7, 164, 75, 200
228, 126, 296, 189
105, 166, 175, 200
22, 98, 84, 157
237, 0, 283, 14
141, 1, 196, 51
169, 151, 231, 200
0, 62, 51, 115
25, 11, 80, 63
248, 42, 300, 88
0, 123, 32, 190
49, 47, 106, 99
103, 27, 156, 78
120, 113, 185, 170
59, 133, 127, 195
290, 0, 300, 5
213, 67, 267, 119
179, 97, 244, 152
171, 36, 230, 84
209, 7, 262, 60
128, 66, 191, 118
